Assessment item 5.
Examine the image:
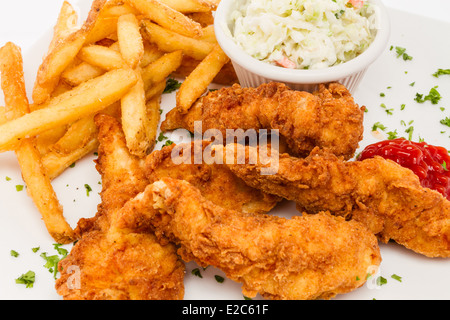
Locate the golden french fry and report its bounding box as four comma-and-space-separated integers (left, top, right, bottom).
0, 68, 137, 152
61, 61, 105, 86
121, 69, 151, 157
84, 16, 118, 45
200, 25, 216, 43
48, 1, 80, 53
140, 42, 164, 68
187, 11, 214, 27
34, 126, 69, 156
0, 42, 76, 244
145, 80, 166, 101
126, 0, 203, 38
159, 0, 214, 13
141, 50, 183, 91
173, 56, 239, 86
145, 96, 161, 152
117, 13, 144, 69
78, 45, 127, 70
101, 2, 140, 17
177, 44, 230, 113
51, 115, 97, 155
42, 137, 99, 181
141, 20, 214, 60
32, 0, 107, 105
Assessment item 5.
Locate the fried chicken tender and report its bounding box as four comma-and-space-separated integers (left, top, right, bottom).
55, 114, 185, 300
222, 144, 450, 258
117, 178, 381, 300
144, 140, 281, 216
161, 82, 365, 159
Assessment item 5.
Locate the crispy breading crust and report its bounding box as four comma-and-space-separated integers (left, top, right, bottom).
117, 177, 381, 300
224, 144, 450, 258
144, 140, 281, 216
55, 114, 185, 300
161, 82, 365, 159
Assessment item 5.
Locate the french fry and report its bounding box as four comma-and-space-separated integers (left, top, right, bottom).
187, 11, 214, 27
145, 96, 162, 152
61, 61, 105, 86
0, 42, 76, 244
140, 42, 164, 68
101, 3, 140, 17
121, 69, 151, 157
173, 56, 239, 86
125, 0, 203, 38
78, 45, 127, 70
32, 0, 107, 105
159, 0, 214, 13
141, 50, 183, 91
177, 44, 230, 113
42, 137, 99, 181
200, 25, 217, 43
145, 80, 166, 101
84, 16, 118, 45
48, 1, 80, 53
117, 13, 144, 69
141, 20, 214, 60
51, 115, 97, 155
0, 68, 137, 152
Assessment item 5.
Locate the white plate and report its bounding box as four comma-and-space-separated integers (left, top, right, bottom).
0, 0, 449, 300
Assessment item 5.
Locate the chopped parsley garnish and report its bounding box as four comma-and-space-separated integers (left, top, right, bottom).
442, 161, 448, 171
32, 247, 40, 253
372, 122, 386, 131
440, 117, 450, 127
10, 250, 19, 257
163, 140, 174, 147
163, 78, 182, 94
433, 69, 450, 78
387, 130, 399, 140
391, 274, 402, 282
394, 46, 413, 61
84, 184, 92, 197
405, 126, 414, 140
15, 271, 35, 288
191, 268, 203, 278
376, 276, 388, 286
15, 185, 24, 192
5, 176, 11, 181
40, 244, 69, 279
415, 86, 442, 105
215, 275, 225, 283
157, 132, 168, 142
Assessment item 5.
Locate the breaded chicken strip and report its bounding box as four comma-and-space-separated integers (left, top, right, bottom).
117, 178, 381, 300
161, 82, 365, 159
222, 144, 450, 258
144, 140, 281, 216
55, 114, 185, 300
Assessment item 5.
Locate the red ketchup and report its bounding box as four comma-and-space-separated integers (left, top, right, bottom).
358, 138, 450, 200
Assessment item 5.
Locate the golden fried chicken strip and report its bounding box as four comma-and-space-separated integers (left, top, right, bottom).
117, 178, 381, 300
222, 144, 450, 258
144, 140, 281, 215
55, 114, 185, 300
161, 82, 365, 159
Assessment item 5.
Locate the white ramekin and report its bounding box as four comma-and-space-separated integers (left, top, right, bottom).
214, 0, 391, 93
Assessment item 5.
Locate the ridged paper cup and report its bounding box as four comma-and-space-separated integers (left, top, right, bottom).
214, 0, 391, 93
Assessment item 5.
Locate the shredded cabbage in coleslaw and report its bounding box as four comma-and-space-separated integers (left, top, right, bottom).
230, 0, 378, 69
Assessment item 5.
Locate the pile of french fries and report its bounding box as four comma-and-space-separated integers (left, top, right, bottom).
0, 0, 236, 244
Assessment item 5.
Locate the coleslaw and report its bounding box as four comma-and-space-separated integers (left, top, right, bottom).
230, 0, 379, 70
